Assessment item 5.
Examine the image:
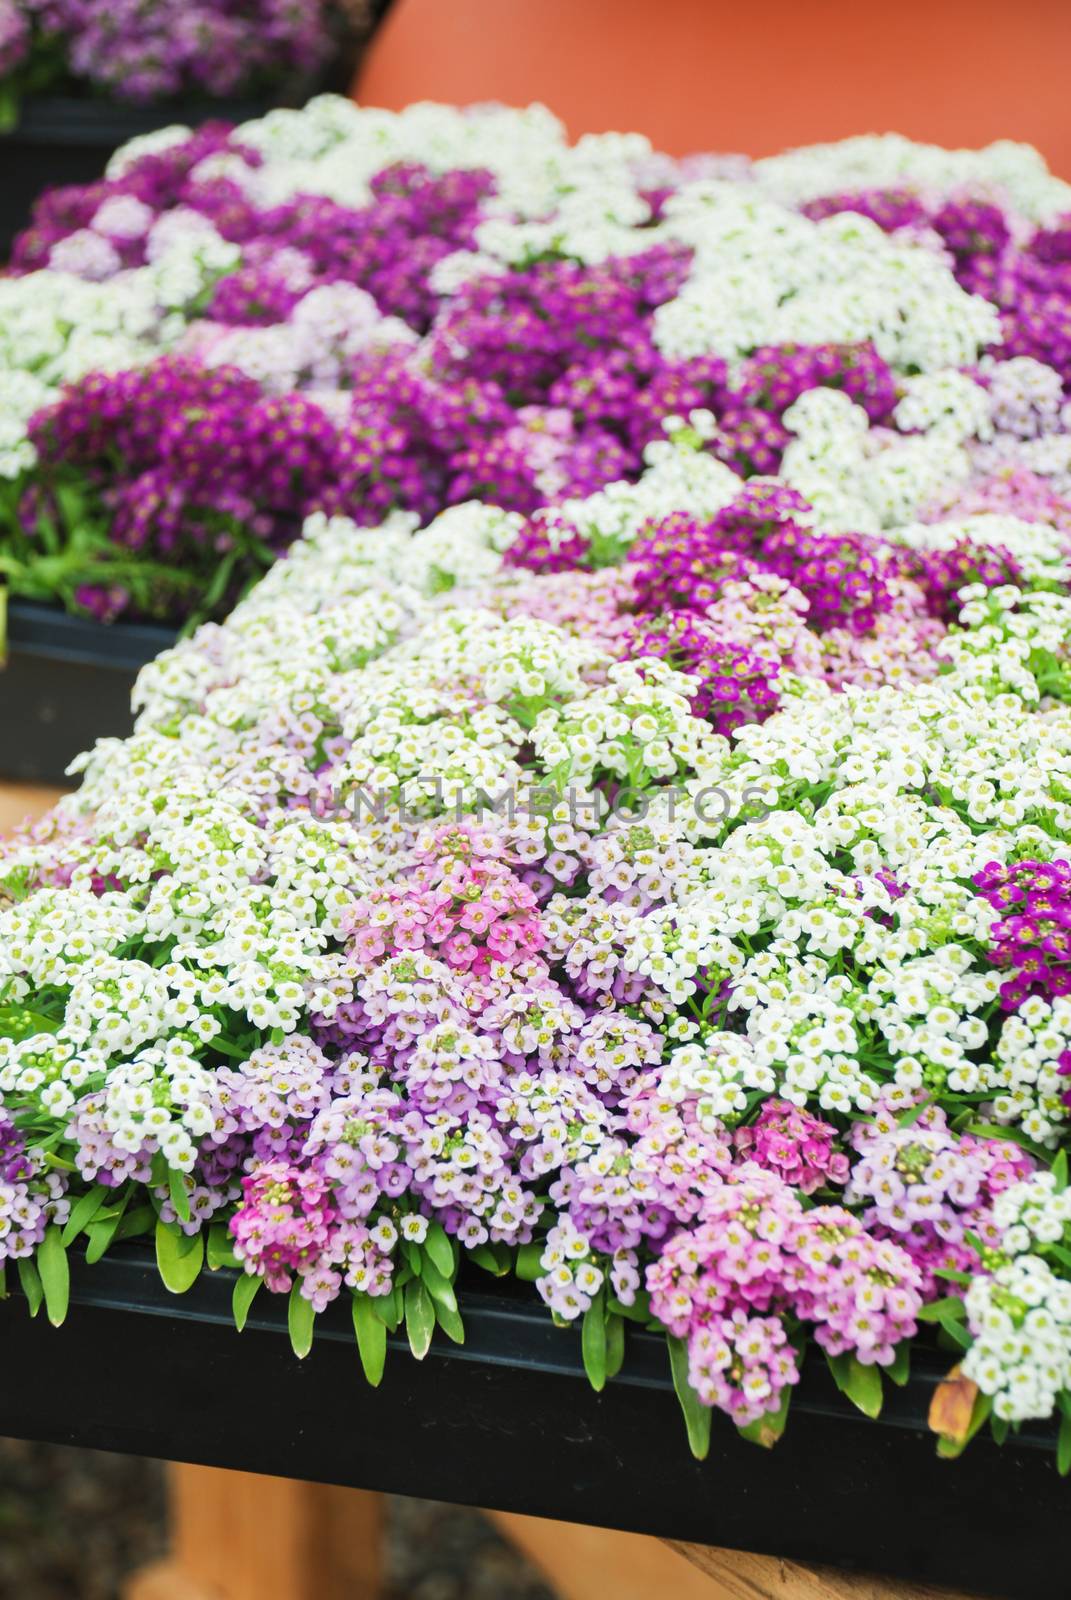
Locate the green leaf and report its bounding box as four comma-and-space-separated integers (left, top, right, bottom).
896, 1097, 933, 1129
17, 1257, 44, 1319
827, 1353, 883, 1419
737, 1386, 792, 1449
917, 1294, 967, 1324
605, 1311, 625, 1381
114, 1205, 156, 1243
405, 1279, 436, 1360
515, 1241, 544, 1282
154, 1219, 204, 1295
467, 1241, 511, 1276
423, 1221, 455, 1280
667, 1335, 711, 1462
1059, 1412, 1071, 1477
288, 1287, 316, 1359
168, 1166, 192, 1225
607, 1291, 651, 1324
1052, 1149, 1069, 1193
60, 1184, 108, 1248
402, 1239, 422, 1276
352, 1294, 388, 1386
420, 1254, 459, 1315
434, 1299, 465, 1346
231, 1274, 261, 1333
84, 1212, 123, 1265
886, 1342, 911, 1389
37, 1226, 70, 1328
207, 1222, 241, 1273
936, 1319, 972, 1353
581, 1292, 608, 1393
965, 1123, 1050, 1162
932, 1267, 972, 1288
199, 548, 239, 616
378, 1284, 404, 1333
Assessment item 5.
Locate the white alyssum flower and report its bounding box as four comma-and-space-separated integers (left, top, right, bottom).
754, 131, 1071, 225
654, 184, 999, 372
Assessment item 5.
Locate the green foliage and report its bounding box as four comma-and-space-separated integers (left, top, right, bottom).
154, 1219, 204, 1295
287, 1286, 316, 1359
353, 1294, 388, 1386
667, 1335, 711, 1462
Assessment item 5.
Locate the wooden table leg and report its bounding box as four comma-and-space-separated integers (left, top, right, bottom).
124, 1465, 385, 1600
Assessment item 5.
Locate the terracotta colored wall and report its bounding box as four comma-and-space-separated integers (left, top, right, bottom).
357, 0, 1071, 174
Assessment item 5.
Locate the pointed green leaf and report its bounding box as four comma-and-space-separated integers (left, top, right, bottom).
352, 1294, 388, 1387
1052, 1149, 1069, 1194
405, 1279, 435, 1360
581, 1292, 608, 1393
378, 1284, 404, 1333
231, 1273, 261, 1333
896, 1097, 933, 1129
738, 1385, 792, 1449
402, 1239, 422, 1276
936, 1319, 972, 1352
288, 1286, 316, 1359
114, 1205, 155, 1243
37, 1226, 70, 1328
85, 1215, 121, 1264
424, 1222, 455, 1280
168, 1166, 192, 1225
886, 1341, 911, 1388
17, 1256, 43, 1319
60, 1183, 108, 1248
207, 1222, 241, 1272
607, 1291, 651, 1324
917, 1294, 967, 1324
155, 1219, 204, 1295
1059, 1411, 1071, 1477
420, 1254, 458, 1315
605, 1311, 625, 1381
932, 1267, 972, 1287
827, 1353, 883, 1419
516, 1241, 544, 1282
434, 1299, 465, 1345
83, 1188, 130, 1264
667, 1335, 711, 1461
468, 1241, 510, 1276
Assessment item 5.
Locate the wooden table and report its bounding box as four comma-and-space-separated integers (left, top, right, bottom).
0, 782, 66, 836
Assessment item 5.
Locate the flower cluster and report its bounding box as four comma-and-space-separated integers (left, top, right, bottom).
2, 0, 350, 108
4, 113, 1071, 1466
647, 1166, 922, 1424
5, 96, 1068, 631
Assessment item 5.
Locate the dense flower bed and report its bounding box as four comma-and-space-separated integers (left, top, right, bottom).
4, 104, 1071, 1463
13, 99, 1071, 624
0, 0, 353, 118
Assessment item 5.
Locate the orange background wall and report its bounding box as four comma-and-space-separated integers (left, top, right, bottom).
358, 0, 1071, 175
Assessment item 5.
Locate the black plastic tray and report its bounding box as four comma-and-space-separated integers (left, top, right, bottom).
0, 1246, 1059, 1599
1, 600, 175, 784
